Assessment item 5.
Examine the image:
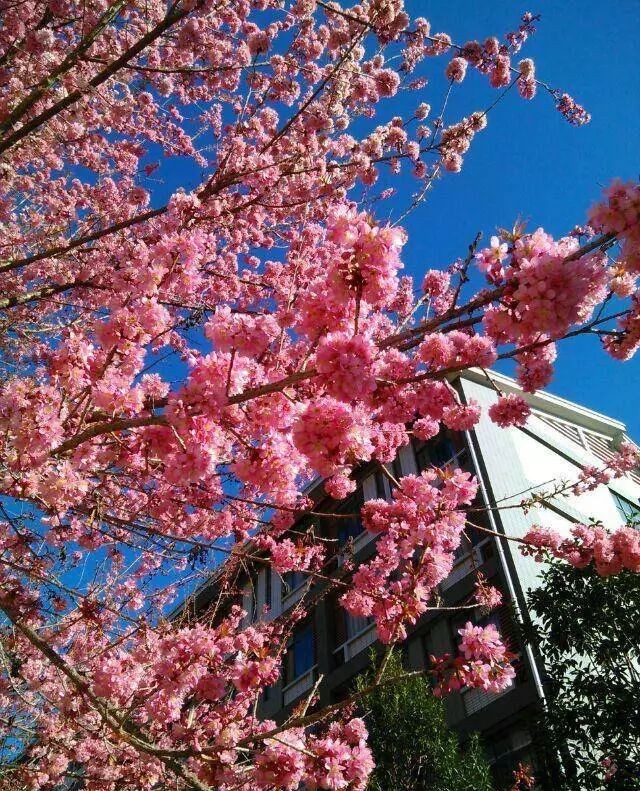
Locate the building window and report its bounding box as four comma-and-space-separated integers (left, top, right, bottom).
439, 513, 495, 591
282, 570, 307, 596
284, 621, 315, 685
452, 526, 486, 563
360, 459, 404, 504
264, 566, 272, 610
337, 515, 364, 546
374, 468, 391, 499
332, 597, 376, 665
332, 597, 373, 646
415, 429, 463, 472
323, 492, 365, 553
246, 570, 259, 623
612, 491, 640, 523
345, 611, 373, 640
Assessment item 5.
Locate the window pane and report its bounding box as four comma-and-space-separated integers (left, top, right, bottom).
415, 429, 463, 471
345, 611, 371, 639
284, 645, 295, 684
294, 623, 314, 677
283, 570, 306, 594
338, 515, 363, 545
264, 568, 272, 609
613, 491, 640, 522
374, 469, 388, 499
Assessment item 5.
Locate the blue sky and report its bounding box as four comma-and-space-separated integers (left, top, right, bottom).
395, 0, 640, 435
150, 2, 640, 436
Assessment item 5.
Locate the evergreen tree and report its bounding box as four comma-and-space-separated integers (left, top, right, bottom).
528, 562, 640, 791
355, 652, 494, 791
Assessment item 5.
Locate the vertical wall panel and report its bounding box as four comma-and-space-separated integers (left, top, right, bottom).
459, 377, 640, 596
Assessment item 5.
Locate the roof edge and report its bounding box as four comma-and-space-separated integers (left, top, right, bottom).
455, 368, 629, 439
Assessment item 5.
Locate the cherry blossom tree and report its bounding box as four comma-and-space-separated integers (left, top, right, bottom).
0, 1, 639, 788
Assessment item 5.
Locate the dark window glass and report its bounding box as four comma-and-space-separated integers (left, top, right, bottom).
452, 536, 472, 563
333, 597, 347, 648
285, 622, 315, 683
337, 515, 364, 545
612, 491, 640, 522
248, 570, 259, 621
451, 518, 487, 563
332, 597, 374, 667
282, 570, 306, 595
415, 429, 460, 472
325, 493, 364, 549
374, 468, 389, 499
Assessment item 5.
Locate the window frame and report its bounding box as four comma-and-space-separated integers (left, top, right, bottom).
612, 491, 640, 522
284, 620, 316, 686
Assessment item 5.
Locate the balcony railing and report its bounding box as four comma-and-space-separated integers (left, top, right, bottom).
333, 622, 377, 665
441, 537, 493, 591
282, 665, 317, 706
462, 676, 514, 716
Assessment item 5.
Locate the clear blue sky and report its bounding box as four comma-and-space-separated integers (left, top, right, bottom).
396, 0, 640, 436
153, 2, 639, 437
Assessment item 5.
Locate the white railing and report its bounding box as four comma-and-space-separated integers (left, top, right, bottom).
441, 538, 492, 591
333, 622, 377, 664
281, 582, 307, 611
283, 665, 317, 706
462, 676, 514, 716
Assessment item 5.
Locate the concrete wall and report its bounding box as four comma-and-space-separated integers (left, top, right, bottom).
460, 375, 640, 598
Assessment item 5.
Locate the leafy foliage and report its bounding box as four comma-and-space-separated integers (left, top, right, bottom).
528, 562, 640, 790
355, 652, 494, 791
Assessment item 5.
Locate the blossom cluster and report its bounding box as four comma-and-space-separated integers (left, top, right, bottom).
488, 394, 531, 428
326, 207, 406, 308
522, 523, 640, 576
589, 180, 640, 274
482, 230, 609, 343
572, 440, 640, 493
417, 330, 497, 371
292, 397, 374, 478
430, 622, 516, 696
341, 469, 478, 642
12, 604, 373, 791
315, 332, 378, 403
474, 573, 503, 610
255, 719, 373, 791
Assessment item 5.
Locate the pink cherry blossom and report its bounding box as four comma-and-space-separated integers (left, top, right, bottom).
292, 397, 374, 478
316, 332, 378, 403
474, 573, 503, 609
488, 394, 531, 427
445, 57, 468, 83
522, 523, 640, 575
0, 2, 634, 787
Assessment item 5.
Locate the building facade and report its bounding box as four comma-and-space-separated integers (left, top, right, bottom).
186, 371, 640, 787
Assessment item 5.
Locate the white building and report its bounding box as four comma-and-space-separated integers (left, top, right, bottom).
188, 370, 640, 786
